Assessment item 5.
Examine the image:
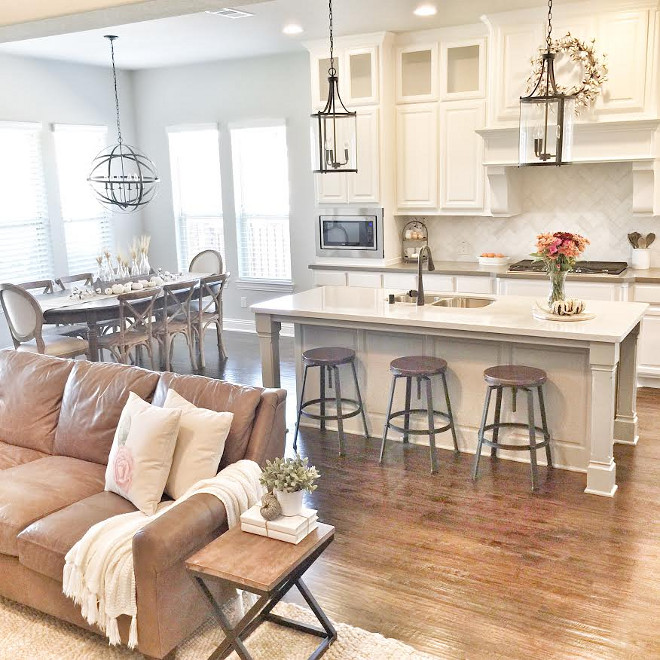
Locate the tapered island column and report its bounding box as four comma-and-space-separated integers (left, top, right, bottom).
255, 313, 281, 388
585, 342, 619, 497
615, 322, 640, 445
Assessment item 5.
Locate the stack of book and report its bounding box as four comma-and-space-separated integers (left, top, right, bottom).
240, 504, 318, 544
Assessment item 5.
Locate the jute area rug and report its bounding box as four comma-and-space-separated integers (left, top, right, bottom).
0, 596, 437, 659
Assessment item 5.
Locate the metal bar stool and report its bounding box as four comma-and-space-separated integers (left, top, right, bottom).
293, 347, 369, 456
473, 365, 552, 491
379, 356, 458, 474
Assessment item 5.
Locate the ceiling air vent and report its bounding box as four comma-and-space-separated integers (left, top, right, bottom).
205, 7, 254, 18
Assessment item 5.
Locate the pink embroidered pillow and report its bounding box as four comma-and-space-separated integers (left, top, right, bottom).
105, 392, 182, 515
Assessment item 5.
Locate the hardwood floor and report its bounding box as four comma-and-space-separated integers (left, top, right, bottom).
174, 331, 660, 659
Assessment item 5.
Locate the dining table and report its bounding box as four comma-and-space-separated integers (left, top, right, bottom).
38, 273, 211, 362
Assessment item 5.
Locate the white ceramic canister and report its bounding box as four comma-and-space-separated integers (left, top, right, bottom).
631, 248, 651, 270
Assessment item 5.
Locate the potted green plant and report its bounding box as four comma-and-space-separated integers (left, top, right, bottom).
259, 455, 320, 516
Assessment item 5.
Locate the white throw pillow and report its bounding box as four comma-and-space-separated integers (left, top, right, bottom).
163, 389, 234, 499
105, 392, 182, 515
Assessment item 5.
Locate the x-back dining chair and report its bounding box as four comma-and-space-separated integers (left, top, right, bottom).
153, 280, 197, 372
55, 273, 94, 291
18, 279, 54, 295
188, 249, 223, 275
96, 288, 160, 369
193, 273, 229, 368
0, 283, 89, 358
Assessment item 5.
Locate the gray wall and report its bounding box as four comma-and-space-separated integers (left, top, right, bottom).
133, 51, 316, 323
0, 52, 143, 346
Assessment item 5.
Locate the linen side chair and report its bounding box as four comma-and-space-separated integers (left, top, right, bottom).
188, 249, 223, 275
153, 280, 198, 372
193, 273, 229, 368
96, 288, 160, 369
0, 283, 89, 358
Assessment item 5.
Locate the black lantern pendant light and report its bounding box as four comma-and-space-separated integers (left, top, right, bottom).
311, 0, 357, 174
88, 35, 159, 212
519, 0, 576, 166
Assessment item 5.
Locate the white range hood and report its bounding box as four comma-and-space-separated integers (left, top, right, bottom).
476, 119, 660, 216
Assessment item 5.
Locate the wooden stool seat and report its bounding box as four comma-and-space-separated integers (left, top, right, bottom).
390, 355, 447, 377
303, 347, 355, 367
484, 365, 547, 388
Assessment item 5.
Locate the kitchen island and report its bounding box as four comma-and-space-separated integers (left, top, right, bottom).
252, 287, 648, 497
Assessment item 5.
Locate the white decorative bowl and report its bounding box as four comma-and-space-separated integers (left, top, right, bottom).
478, 256, 510, 266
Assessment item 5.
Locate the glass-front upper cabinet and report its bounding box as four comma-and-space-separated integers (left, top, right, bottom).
396, 44, 438, 103
440, 38, 486, 100
310, 46, 380, 108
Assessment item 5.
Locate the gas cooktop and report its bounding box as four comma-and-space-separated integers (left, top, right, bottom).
508, 260, 628, 275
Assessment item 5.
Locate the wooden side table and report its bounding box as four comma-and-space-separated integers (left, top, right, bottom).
186, 523, 336, 660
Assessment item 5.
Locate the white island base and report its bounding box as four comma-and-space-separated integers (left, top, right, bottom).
252, 287, 647, 497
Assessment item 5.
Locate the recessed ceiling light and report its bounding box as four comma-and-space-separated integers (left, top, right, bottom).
414, 4, 437, 17
283, 24, 304, 35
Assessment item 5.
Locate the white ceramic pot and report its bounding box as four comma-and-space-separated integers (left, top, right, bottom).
274, 489, 304, 516
631, 248, 651, 270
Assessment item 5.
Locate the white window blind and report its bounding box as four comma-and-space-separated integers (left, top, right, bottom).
0, 122, 52, 282
53, 124, 112, 274
168, 126, 224, 271
230, 122, 292, 282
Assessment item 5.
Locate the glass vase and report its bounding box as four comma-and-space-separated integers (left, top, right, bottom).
547, 269, 568, 307
139, 251, 151, 276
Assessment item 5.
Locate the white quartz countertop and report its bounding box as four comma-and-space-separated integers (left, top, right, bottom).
251, 286, 648, 344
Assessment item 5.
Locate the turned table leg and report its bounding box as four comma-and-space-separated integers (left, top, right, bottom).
86, 321, 100, 362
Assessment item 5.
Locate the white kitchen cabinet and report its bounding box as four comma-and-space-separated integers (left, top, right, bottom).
423, 274, 455, 292
490, 22, 544, 123
347, 271, 382, 288
440, 38, 486, 100
439, 100, 486, 211
313, 270, 347, 287
345, 46, 379, 106
456, 275, 493, 294
500, 278, 624, 301
637, 310, 660, 382
596, 10, 650, 115
396, 44, 438, 103
315, 107, 380, 205
383, 272, 417, 290
396, 103, 438, 210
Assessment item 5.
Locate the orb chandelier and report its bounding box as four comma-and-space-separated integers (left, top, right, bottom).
519, 0, 576, 166
311, 0, 357, 174
88, 35, 159, 212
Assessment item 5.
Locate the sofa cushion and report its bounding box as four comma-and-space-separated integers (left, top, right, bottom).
54, 360, 160, 465
0, 350, 74, 454
0, 456, 106, 556
17, 491, 136, 582
0, 441, 47, 470
152, 372, 263, 469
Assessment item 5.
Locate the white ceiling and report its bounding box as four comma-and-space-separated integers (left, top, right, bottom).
0, 0, 574, 70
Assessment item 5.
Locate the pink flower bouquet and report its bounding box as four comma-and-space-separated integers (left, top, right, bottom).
532, 232, 590, 273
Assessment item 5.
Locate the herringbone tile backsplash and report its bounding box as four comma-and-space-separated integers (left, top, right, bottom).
400, 162, 659, 265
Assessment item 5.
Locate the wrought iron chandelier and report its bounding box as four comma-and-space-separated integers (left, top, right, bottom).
88, 35, 159, 212
311, 0, 357, 174
519, 0, 576, 166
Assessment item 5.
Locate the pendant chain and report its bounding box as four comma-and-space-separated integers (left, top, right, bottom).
328, 0, 336, 76
108, 37, 123, 144
546, 0, 553, 50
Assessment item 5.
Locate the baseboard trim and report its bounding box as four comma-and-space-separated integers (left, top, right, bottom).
223, 318, 294, 338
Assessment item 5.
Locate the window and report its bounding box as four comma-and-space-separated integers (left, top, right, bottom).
0, 122, 52, 282
230, 122, 292, 282
53, 124, 113, 274
168, 126, 224, 271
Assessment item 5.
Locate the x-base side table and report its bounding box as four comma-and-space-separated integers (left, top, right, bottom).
186, 523, 336, 660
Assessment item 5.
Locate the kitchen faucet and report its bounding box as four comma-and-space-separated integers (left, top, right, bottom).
415, 245, 435, 306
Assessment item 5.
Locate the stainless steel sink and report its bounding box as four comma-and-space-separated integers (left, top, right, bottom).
431, 296, 494, 308
387, 293, 495, 308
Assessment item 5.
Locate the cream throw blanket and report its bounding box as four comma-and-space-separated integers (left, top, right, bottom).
62, 459, 265, 649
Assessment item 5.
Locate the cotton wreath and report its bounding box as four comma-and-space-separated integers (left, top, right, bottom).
526, 32, 608, 115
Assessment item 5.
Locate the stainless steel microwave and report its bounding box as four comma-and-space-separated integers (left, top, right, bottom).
316, 208, 384, 258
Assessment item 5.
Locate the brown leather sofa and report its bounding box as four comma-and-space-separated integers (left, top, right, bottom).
0, 349, 286, 659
